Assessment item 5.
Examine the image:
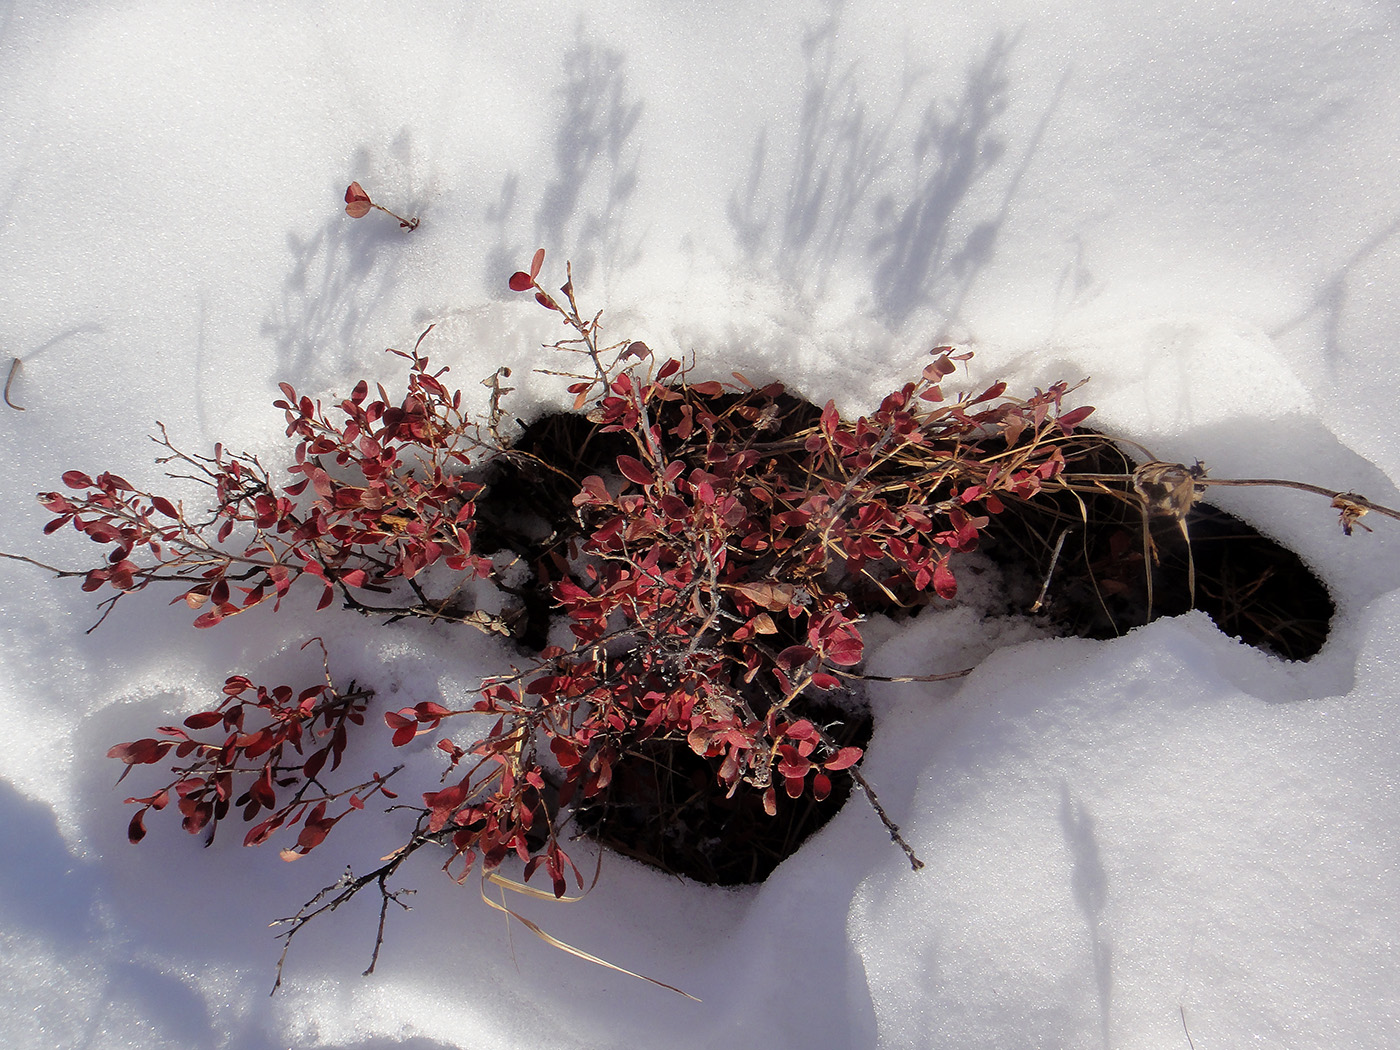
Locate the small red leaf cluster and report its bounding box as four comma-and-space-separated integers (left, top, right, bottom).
344, 181, 373, 219
48, 249, 1096, 919
344, 181, 418, 230
40, 343, 493, 631
108, 653, 394, 855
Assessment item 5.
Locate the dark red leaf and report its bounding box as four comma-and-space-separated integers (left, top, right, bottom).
61, 470, 94, 489
303, 748, 327, 782
529, 247, 545, 279
550, 736, 582, 768
615, 455, 654, 487
1057, 405, 1095, 430
107, 738, 173, 765
776, 645, 816, 671
414, 701, 452, 719
249, 766, 276, 810
508, 271, 534, 292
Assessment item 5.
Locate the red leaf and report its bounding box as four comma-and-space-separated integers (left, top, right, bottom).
62, 470, 93, 489
1057, 405, 1095, 430
933, 556, 958, 599
249, 766, 276, 810
345, 182, 372, 218
615, 455, 654, 487
776, 644, 816, 671
414, 701, 452, 719
127, 809, 147, 844
244, 814, 285, 847
529, 247, 545, 279
316, 585, 334, 611
150, 496, 179, 518
551, 736, 582, 768
296, 804, 334, 852
183, 711, 224, 730
339, 568, 368, 588
508, 271, 534, 292
822, 624, 864, 666
108, 738, 173, 765
385, 710, 417, 747
303, 748, 327, 782
823, 746, 863, 771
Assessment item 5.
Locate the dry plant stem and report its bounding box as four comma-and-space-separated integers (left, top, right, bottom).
0, 550, 87, 578
1200, 477, 1400, 521
849, 765, 924, 871
0, 552, 129, 632
1180, 1005, 1197, 1050
271, 847, 417, 993
1063, 469, 1400, 524
1030, 527, 1072, 612
371, 202, 419, 230
5, 358, 23, 410
830, 665, 974, 685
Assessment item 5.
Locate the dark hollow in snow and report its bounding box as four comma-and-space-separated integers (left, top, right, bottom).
472, 394, 1333, 887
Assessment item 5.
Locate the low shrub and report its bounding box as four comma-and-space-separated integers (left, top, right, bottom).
11, 248, 1397, 992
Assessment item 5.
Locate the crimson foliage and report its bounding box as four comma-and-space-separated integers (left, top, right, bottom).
41, 251, 1105, 977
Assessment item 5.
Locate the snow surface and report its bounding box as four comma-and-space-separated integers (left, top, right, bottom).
3, 1, 1400, 1047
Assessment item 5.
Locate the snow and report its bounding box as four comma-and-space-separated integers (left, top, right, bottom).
2, 0, 1399, 1047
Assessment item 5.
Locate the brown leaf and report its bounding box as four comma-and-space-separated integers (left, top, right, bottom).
731, 581, 796, 611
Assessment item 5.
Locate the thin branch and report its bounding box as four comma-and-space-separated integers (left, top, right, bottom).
849, 765, 924, 871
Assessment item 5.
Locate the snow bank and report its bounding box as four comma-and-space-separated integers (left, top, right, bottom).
2, 1, 1398, 1047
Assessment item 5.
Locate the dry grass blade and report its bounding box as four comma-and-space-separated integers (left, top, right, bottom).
480, 874, 701, 1001
4, 357, 23, 410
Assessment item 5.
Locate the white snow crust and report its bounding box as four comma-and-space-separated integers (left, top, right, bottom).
2, 2, 1399, 1047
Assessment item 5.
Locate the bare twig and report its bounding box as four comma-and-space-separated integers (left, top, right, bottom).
1030, 527, 1072, 613
849, 766, 924, 871
270, 842, 420, 993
